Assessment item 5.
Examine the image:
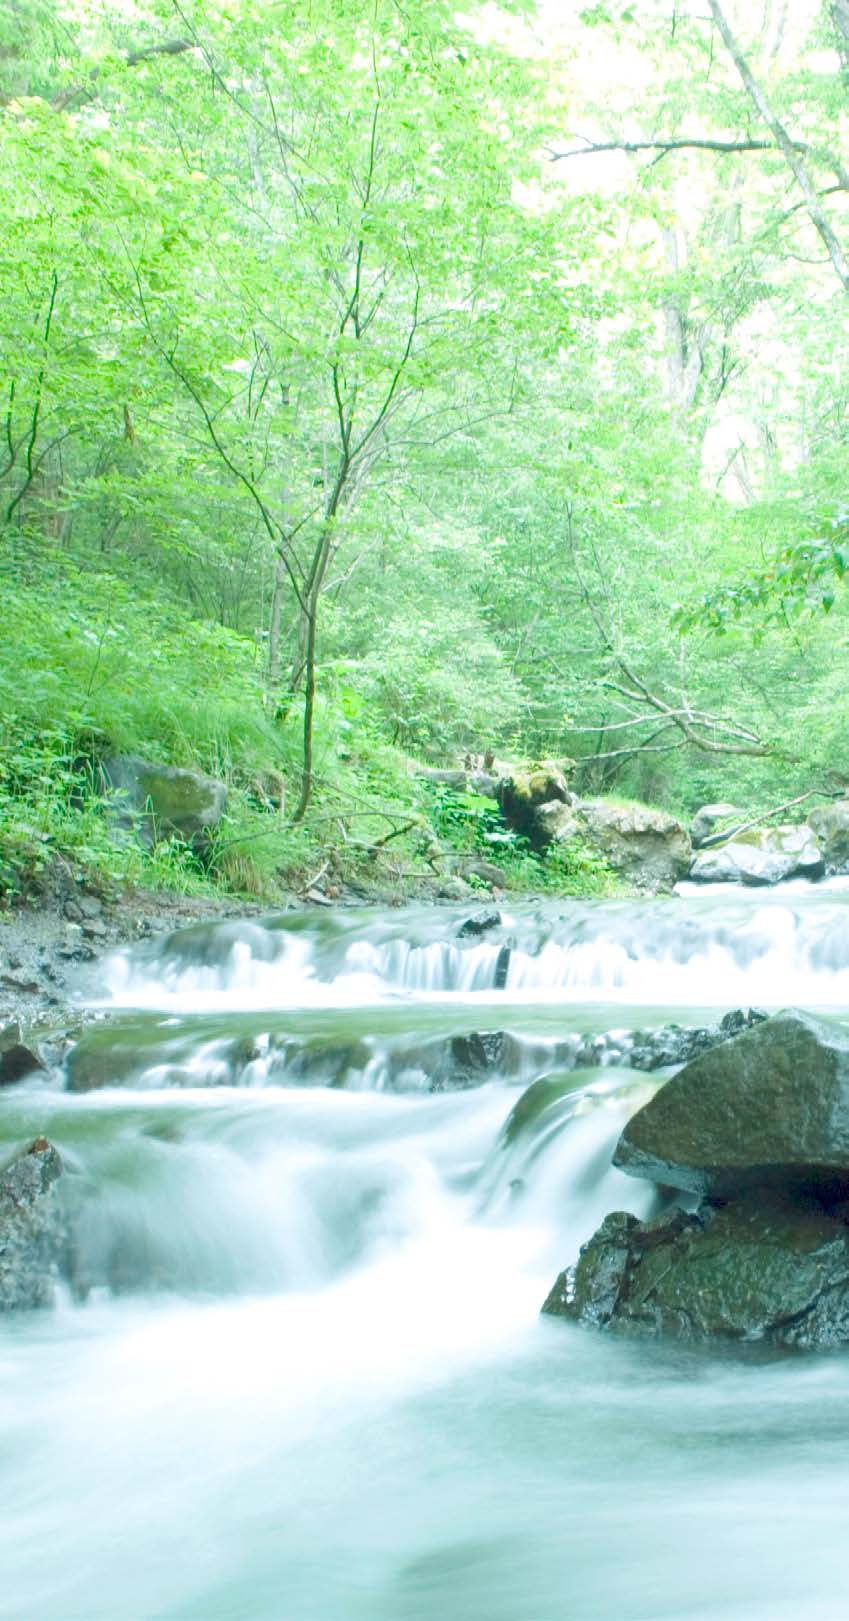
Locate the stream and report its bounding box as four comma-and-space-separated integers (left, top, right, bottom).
3, 885, 849, 1621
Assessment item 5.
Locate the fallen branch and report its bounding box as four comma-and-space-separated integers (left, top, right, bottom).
700, 789, 835, 849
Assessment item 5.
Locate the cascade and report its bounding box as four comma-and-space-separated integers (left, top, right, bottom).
2, 885, 849, 1619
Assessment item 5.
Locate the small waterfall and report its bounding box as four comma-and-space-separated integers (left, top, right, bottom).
99, 891, 849, 1012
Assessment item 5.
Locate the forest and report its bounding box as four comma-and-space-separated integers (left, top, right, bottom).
3, 0, 849, 902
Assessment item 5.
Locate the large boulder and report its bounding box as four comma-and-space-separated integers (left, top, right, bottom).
808, 800, 849, 873
689, 825, 823, 886
497, 763, 575, 850
614, 1010, 849, 1199
542, 1194, 849, 1348
576, 801, 691, 891
0, 1138, 65, 1311
99, 754, 227, 850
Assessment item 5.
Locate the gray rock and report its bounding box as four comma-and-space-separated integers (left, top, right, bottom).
689, 825, 823, 885
808, 799, 849, 873
614, 1010, 849, 1198
0, 1138, 65, 1311
576, 801, 691, 891
100, 754, 227, 850
691, 803, 741, 848
534, 801, 580, 844
468, 772, 499, 799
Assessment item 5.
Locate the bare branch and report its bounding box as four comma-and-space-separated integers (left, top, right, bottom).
552, 136, 775, 160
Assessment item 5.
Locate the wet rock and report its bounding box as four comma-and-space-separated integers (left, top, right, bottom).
99, 753, 227, 851
615, 1010, 849, 1199
545, 1194, 849, 1348
442, 1031, 507, 1089
691, 803, 741, 848
577, 801, 691, 891
0, 1138, 65, 1311
493, 943, 511, 989
435, 876, 472, 900
627, 1008, 767, 1072
808, 799, 849, 874
457, 908, 502, 939
0, 1040, 45, 1087
502, 1071, 615, 1146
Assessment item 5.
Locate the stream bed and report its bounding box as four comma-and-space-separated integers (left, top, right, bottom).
3, 886, 849, 1621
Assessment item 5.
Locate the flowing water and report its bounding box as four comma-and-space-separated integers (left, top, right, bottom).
3, 886, 849, 1620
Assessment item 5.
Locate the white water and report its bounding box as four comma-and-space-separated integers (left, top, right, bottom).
3, 890, 849, 1619
102, 890, 849, 1012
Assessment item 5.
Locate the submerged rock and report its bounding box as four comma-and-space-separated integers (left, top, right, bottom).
0, 1138, 65, 1311
543, 1194, 849, 1349
614, 1010, 849, 1198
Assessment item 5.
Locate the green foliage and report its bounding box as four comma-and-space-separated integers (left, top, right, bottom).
2, 0, 849, 903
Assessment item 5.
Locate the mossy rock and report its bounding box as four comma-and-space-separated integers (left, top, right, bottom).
100, 754, 227, 850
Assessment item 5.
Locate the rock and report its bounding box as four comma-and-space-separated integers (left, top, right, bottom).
689, 825, 823, 885
0, 1042, 45, 1087
442, 1031, 507, 1089
614, 1010, 849, 1199
808, 799, 849, 873
544, 1193, 849, 1348
496, 763, 574, 850
469, 772, 499, 799
435, 876, 472, 900
493, 943, 511, 989
534, 802, 580, 845
99, 753, 227, 851
457, 909, 502, 939
542, 1210, 641, 1327
0, 1138, 65, 1312
460, 856, 507, 888
690, 803, 741, 848
627, 1008, 767, 1071
576, 801, 691, 891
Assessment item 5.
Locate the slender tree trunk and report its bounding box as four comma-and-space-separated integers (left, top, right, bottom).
267, 547, 288, 700
292, 599, 318, 822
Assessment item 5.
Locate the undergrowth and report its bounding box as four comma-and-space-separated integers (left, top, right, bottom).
0, 556, 618, 905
